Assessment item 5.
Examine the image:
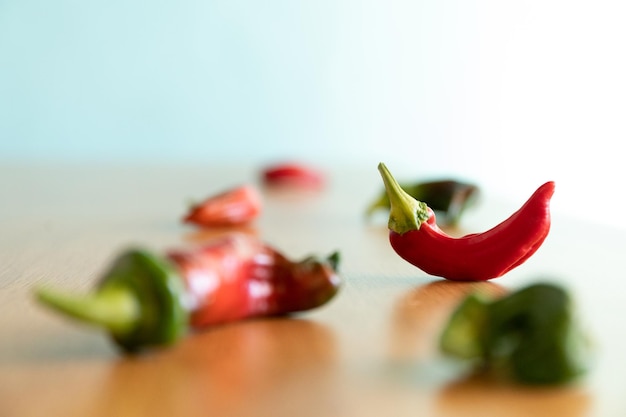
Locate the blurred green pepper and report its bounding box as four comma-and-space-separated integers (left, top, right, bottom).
366, 179, 479, 226
440, 282, 591, 385
37, 250, 189, 353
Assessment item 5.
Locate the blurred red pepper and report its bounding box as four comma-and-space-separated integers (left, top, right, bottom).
262, 162, 325, 188
183, 185, 261, 227
35, 234, 340, 352
168, 234, 340, 327
378, 163, 553, 281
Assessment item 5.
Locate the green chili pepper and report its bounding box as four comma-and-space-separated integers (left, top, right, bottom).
440, 282, 591, 385
366, 179, 479, 226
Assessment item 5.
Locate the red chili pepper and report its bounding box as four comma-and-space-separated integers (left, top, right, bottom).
378, 163, 554, 281
35, 234, 340, 352
183, 185, 261, 227
262, 162, 325, 188
168, 234, 340, 327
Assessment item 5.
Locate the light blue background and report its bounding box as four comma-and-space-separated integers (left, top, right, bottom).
2, 1, 626, 222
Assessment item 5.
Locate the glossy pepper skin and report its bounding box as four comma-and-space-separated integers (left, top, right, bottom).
168, 234, 341, 327
378, 163, 554, 281
35, 234, 340, 353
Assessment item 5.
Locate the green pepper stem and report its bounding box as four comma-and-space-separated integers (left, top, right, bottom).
377, 163, 431, 234
326, 251, 340, 272
36, 284, 140, 336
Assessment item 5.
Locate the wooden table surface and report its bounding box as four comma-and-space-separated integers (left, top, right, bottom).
1, 162, 624, 417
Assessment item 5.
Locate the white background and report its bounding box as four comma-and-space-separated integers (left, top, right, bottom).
1, 1, 625, 226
